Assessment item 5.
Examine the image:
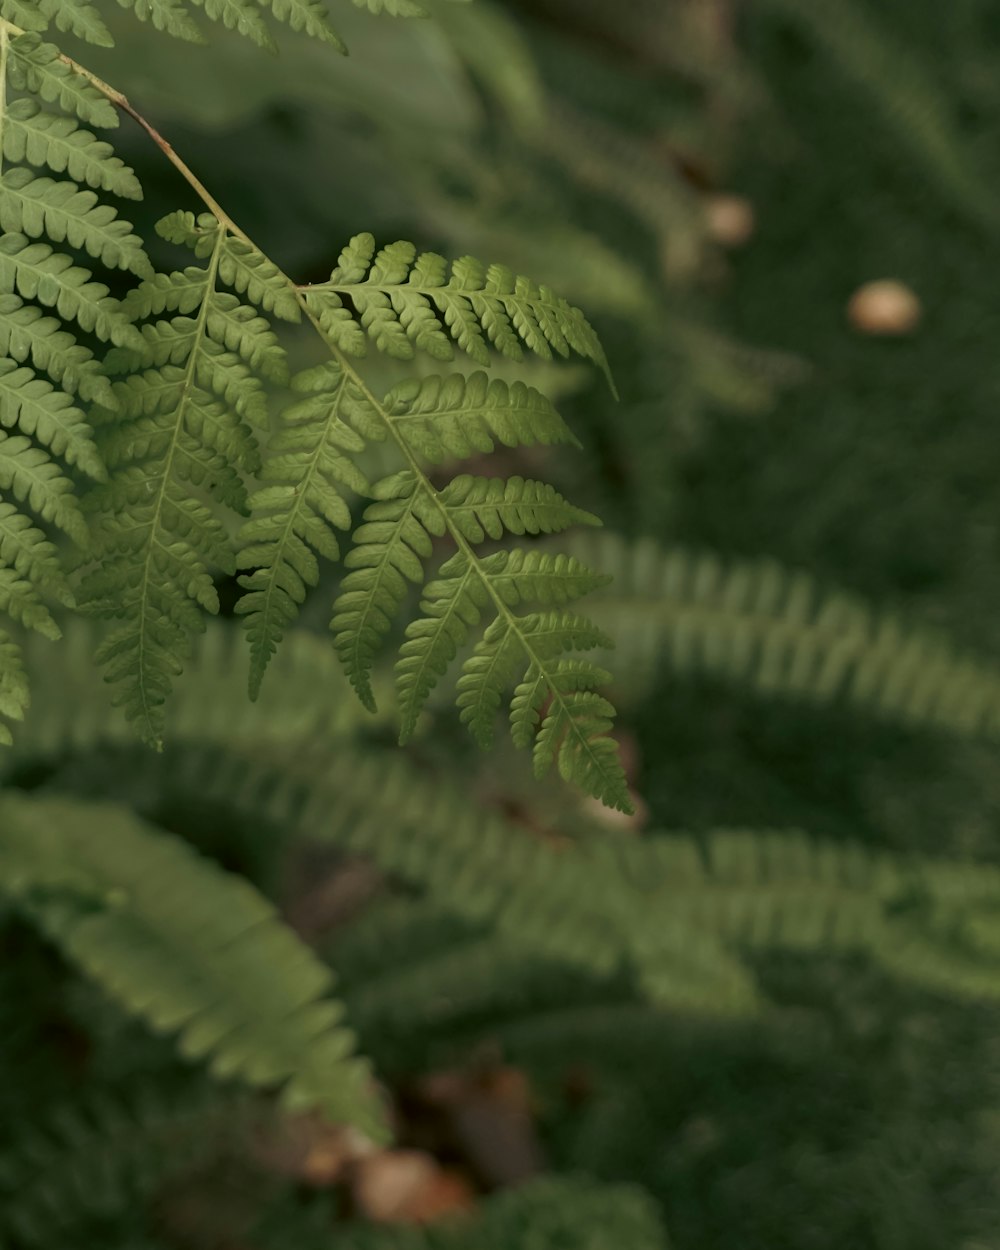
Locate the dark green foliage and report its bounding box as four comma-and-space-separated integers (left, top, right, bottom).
1, 1, 1000, 1249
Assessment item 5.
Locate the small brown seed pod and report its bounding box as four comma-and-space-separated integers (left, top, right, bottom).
847, 279, 922, 336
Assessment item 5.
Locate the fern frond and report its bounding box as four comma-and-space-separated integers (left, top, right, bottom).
4, 100, 142, 198
390, 538, 627, 808
36, 0, 115, 46
8, 616, 387, 760
0, 791, 388, 1140
234, 224, 622, 808
572, 532, 1000, 738
0, 294, 115, 403
187, 0, 277, 49
0, 625, 28, 744
353, 0, 428, 14
237, 358, 380, 698
0, 24, 160, 745
7, 34, 119, 128
234, 348, 625, 809
80, 212, 288, 746
385, 370, 581, 462
0, 0, 49, 33
301, 232, 614, 389
14, 619, 1000, 1018
325, 466, 433, 711
217, 236, 302, 323
114, 0, 205, 42
0, 234, 142, 346
440, 474, 598, 540
261, 0, 346, 50
0, 562, 61, 635
0, 431, 86, 540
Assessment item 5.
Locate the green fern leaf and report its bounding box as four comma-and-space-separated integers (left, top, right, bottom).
461, 615, 609, 744
479, 548, 612, 607
385, 370, 580, 463
572, 532, 1000, 738
0, 626, 29, 744
328, 468, 439, 711
80, 213, 286, 745
0, 234, 143, 348
510, 657, 610, 747
0, 169, 152, 276
114, 0, 205, 42
0, 564, 59, 636
0, 431, 87, 541
0, 358, 104, 477
0, 498, 69, 594
262, 0, 346, 50
0, 0, 49, 33
237, 360, 381, 698
352, 0, 429, 15
4, 100, 143, 198
302, 232, 614, 387
8, 34, 119, 128
37, 0, 115, 46
0, 293, 114, 404
0, 792, 388, 1140
455, 614, 529, 748
189, 0, 277, 48
218, 236, 301, 322
440, 474, 599, 541
394, 550, 482, 738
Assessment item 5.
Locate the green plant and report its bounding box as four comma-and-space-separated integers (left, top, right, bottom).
0, 0, 631, 811
3, 2, 1000, 1249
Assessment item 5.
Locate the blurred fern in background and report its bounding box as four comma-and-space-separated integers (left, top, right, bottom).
3, 0, 1000, 1248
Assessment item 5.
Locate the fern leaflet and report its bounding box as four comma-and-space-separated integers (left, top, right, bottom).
300, 232, 615, 391
0, 790, 388, 1139
571, 532, 1000, 739
0, 24, 150, 743
239, 318, 629, 808
79, 212, 288, 747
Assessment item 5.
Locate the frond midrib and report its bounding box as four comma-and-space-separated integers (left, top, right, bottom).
131, 226, 223, 743
247, 368, 349, 698
304, 332, 625, 804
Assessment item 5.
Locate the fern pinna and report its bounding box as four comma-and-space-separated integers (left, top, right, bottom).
0, 9, 629, 807
239, 235, 630, 810
77, 209, 293, 745
0, 23, 149, 744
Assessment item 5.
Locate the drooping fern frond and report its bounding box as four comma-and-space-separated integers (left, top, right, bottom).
238, 354, 622, 813
0, 26, 151, 743
299, 232, 615, 388
11, 618, 1000, 1017
77, 211, 298, 747
240, 247, 630, 809
0, 789, 388, 1140
570, 532, 1000, 738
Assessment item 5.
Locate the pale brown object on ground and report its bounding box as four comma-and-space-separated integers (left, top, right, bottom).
251, 1112, 377, 1187
351, 1150, 476, 1223
847, 279, 922, 336
704, 194, 755, 247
